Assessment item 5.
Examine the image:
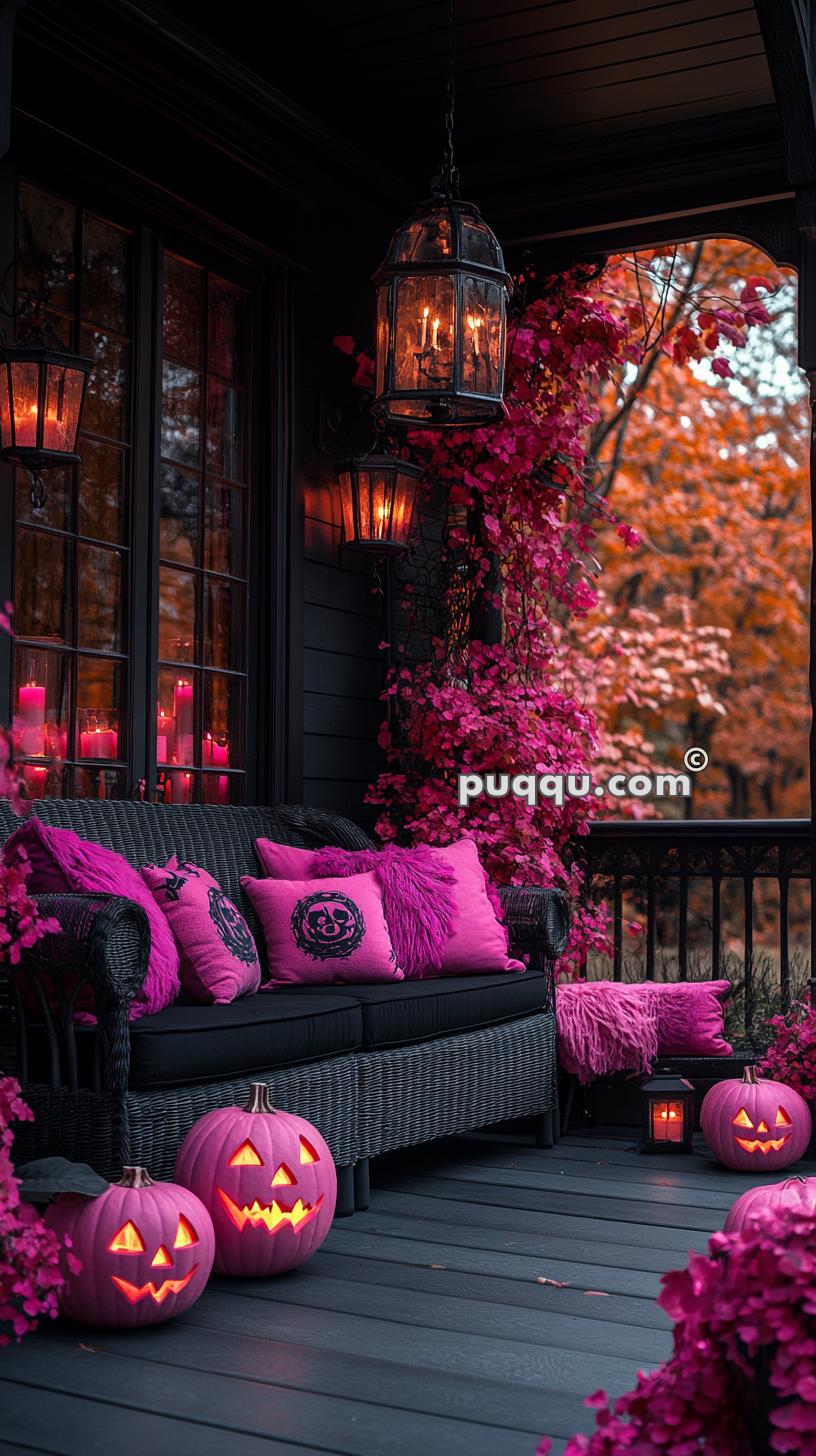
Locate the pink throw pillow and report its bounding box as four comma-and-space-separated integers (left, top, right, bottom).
4, 817, 180, 1018
427, 839, 523, 976
650, 980, 733, 1056
141, 856, 261, 1005
254, 835, 521, 977
241, 871, 403, 986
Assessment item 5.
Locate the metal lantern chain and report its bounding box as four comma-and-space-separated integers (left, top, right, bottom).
436, 0, 460, 199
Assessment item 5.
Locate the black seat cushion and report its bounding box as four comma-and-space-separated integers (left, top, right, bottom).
275, 969, 550, 1050
122, 991, 363, 1089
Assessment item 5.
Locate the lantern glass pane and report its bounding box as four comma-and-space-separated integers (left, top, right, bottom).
10, 360, 41, 449
649, 1099, 685, 1144
338, 468, 356, 544
43, 364, 86, 454
460, 277, 504, 398
0, 366, 11, 449
370, 470, 394, 542
392, 209, 452, 263
393, 274, 455, 399
356, 468, 372, 540
392, 469, 419, 545
461, 217, 501, 268
376, 287, 388, 400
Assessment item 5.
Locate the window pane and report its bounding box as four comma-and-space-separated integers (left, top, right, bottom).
206, 379, 245, 482
73, 766, 123, 800
202, 772, 242, 805
15, 528, 72, 642
159, 565, 196, 662
204, 576, 243, 670
81, 214, 129, 333
13, 645, 70, 760
81, 328, 128, 441
157, 665, 197, 767
162, 362, 200, 466
160, 464, 199, 566
79, 440, 126, 544
77, 543, 123, 652
203, 671, 242, 769
208, 275, 249, 383
160, 768, 196, 803
76, 656, 123, 760
164, 254, 203, 367
205, 483, 244, 576
16, 464, 72, 532
22, 762, 68, 799
17, 181, 76, 313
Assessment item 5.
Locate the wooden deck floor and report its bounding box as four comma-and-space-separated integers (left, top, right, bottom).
3, 1126, 809, 1456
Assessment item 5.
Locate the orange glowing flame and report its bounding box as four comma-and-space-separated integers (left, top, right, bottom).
111, 1267, 198, 1305
734, 1135, 790, 1155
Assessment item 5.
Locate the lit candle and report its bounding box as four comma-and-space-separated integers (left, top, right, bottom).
18, 682, 46, 757
174, 680, 194, 736
157, 708, 174, 764
420, 306, 429, 351
431, 317, 440, 350
654, 1102, 683, 1144
174, 771, 193, 804
211, 740, 229, 769
80, 728, 118, 759
157, 733, 167, 763
468, 314, 481, 357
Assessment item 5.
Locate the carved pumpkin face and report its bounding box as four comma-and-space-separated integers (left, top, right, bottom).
175, 1084, 337, 1276
701, 1068, 811, 1172
45, 1167, 215, 1328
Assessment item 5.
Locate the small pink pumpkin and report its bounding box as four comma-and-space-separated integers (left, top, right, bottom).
724, 1175, 816, 1233
174, 1082, 337, 1276
45, 1166, 214, 1326
701, 1065, 811, 1172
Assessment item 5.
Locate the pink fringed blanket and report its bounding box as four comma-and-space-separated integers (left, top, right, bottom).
557, 982, 659, 1084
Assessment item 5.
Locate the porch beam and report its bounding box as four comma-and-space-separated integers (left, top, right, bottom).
754, 0, 816, 187
0, 0, 26, 161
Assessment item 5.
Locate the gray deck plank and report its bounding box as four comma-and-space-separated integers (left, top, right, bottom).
0, 1125, 718, 1454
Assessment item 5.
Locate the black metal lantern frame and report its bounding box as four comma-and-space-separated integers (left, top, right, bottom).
640, 1069, 696, 1154
338, 451, 424, 556
372, 194, 511, 430
0, 339, 92, 471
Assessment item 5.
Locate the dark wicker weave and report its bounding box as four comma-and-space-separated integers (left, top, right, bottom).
0, 799, 565, 1210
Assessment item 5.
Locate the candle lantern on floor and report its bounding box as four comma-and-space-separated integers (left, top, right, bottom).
640, 1069, 695, 1154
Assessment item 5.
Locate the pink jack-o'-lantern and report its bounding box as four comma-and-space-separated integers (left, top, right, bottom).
724, 1175, 816, 1233
174, 1083, 337, 1275
45, 1166, 214, 1326
701, 1066, 811, 1172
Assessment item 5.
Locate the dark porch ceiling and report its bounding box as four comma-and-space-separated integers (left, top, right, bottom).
168, 0, 786, 240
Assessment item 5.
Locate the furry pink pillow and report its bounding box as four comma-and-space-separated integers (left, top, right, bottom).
649, 980, 733, 1056
141, 856, 261, 1005
557, 982, 660, 1083
242, 871, 403, 985
4, 816, 180, 1018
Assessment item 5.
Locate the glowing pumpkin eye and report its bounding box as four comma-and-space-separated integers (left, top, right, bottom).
109, 1220, 145, 1254
271, 1163, 295, 1187
732, 1108, 753, 1129
174, 1214, 198, 1248
229, 1140, 263, 1166
299, 1137, 319, 1165
776, 1107, 792, 1127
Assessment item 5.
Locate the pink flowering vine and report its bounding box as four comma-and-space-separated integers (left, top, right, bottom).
759, 1001, 816, 1101
0, 1076, 79, 1343
538, 1205, 816, 1455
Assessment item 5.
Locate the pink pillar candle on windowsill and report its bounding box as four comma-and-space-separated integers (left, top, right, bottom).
80, 729, 119, 760
202, 734, 230, 768
18, 682, 46, 757
174, 680, 193, 736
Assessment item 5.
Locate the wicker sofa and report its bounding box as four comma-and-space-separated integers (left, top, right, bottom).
0, 800, 568, 1214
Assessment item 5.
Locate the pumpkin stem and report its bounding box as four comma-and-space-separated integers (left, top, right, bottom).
246, 1082, 275, 1114
743, 1066, 760, 1084
118, 1166, 155, 1188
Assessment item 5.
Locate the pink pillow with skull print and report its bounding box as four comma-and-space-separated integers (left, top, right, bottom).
241, 871, 403, 985
141, 856, 261, 1005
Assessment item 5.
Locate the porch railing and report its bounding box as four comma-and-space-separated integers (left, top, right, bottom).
578, 820, 811, 1038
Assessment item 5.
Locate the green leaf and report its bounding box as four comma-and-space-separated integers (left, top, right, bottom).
16, 1157, 110, 1202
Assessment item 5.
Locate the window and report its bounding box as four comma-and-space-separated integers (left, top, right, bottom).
10, 181, 256, 803
157, 255, 250, 805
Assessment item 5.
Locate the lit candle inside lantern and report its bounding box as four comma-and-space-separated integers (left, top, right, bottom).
17, 682, 46, 757
468, 314, 482, 357
419, 305, 429, 351
431, 317, 440, 350
652, 1101, 683, 1144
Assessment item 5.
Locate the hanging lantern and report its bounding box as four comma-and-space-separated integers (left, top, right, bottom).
338, 453, 423, 555
372, 194, 510, 429
0, 338, 91, 471
640, 1069, 696, 1154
